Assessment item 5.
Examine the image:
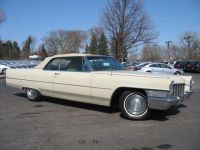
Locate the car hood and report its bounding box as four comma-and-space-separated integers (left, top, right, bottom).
92, 70, 188, 83
93, 70, 172, 78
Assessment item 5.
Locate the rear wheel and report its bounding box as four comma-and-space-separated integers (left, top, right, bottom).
25, 88, 41, 102
119, 91, 149, 120
174, 71, 181, 75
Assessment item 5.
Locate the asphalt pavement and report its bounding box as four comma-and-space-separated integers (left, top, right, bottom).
0, 74, 200, 150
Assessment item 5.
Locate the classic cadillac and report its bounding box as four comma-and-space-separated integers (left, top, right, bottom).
6, 54, 193, 120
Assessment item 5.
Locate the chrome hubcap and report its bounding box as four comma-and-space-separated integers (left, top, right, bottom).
125, 93, 147, 116
27, 89, 37, 99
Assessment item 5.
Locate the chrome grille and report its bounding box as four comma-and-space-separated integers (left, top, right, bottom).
172, 84, 185, 97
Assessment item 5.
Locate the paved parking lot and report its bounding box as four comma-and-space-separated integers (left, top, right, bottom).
0, 74, 200, 150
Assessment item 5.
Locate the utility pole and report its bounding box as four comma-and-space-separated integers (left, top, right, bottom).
153, 44, 158, 62
184, 36, 192, 60
165, 41, 172, 61
153, 44, 158, 51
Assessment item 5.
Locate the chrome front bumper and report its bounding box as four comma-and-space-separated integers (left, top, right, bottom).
184, 91, 193, 99
148, 91, 192, 110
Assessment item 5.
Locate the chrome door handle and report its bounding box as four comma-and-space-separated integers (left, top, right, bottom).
55, 72, 61, 75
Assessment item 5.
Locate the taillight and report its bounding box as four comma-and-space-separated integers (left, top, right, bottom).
174, 64, 180, 68
128, 66, 133, 70
135, 67, 141, 70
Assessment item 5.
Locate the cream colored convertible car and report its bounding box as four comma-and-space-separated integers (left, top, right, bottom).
6, 54, 193, 120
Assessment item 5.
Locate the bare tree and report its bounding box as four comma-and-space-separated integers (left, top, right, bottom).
43, 31, 60, 55
128, 51, 138, 62
170, 44, 184, 61
65, 30, 87, 53
89, 26, 104, 41
102, 0, 158, 61
141, 44, 162, 62
178, 31, 200, 60
43, 30, 87, 55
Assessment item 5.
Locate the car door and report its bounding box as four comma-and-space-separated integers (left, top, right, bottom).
148, 64, 162, 73
52, 57, 91, 103
159, 64, 173, 74
42, 58, 61, 97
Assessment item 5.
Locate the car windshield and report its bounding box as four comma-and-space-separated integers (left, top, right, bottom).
86, 56, 124, 71
137, 62, 149, 67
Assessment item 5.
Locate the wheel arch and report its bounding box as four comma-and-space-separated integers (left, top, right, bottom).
22, 87, 42, 94
110, 87, 148, 108
174, 71, 181, 75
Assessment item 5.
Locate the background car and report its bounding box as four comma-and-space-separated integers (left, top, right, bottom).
173, 60, 200, 73
137, 62, 184, 75
0, 63, 16, 74
126, 62, 141, 70
174, 61, 187, 69
164, 61, 176, 68
192, 61, 200, 73
130, 62, 151, 71
0, 60, 41, 74
182, 61, 193, 73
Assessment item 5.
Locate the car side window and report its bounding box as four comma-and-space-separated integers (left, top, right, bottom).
44, 58, 60, 70
83, 59, 90, 71
160, 64, 171, 69
60, 57, 83, 72
44, 57, 83, 71
149, 64, 159, 67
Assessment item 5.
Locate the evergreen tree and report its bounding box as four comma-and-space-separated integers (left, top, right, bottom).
22, 35, 34, 59
22, 35, 34, 51
13, 41, 20, 59
98, 32, 109, 55
89, 33, 97, 54
40, 44, 48, 60
0, 41, 21, 59
85, 44, 89, 54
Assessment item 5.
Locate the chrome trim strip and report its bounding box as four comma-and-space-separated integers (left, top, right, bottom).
6, 77, 112, 90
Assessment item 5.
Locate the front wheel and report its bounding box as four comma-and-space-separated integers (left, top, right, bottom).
119, 91, 149, 120
2, 68, 7, 75
25, 88, 41, 102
